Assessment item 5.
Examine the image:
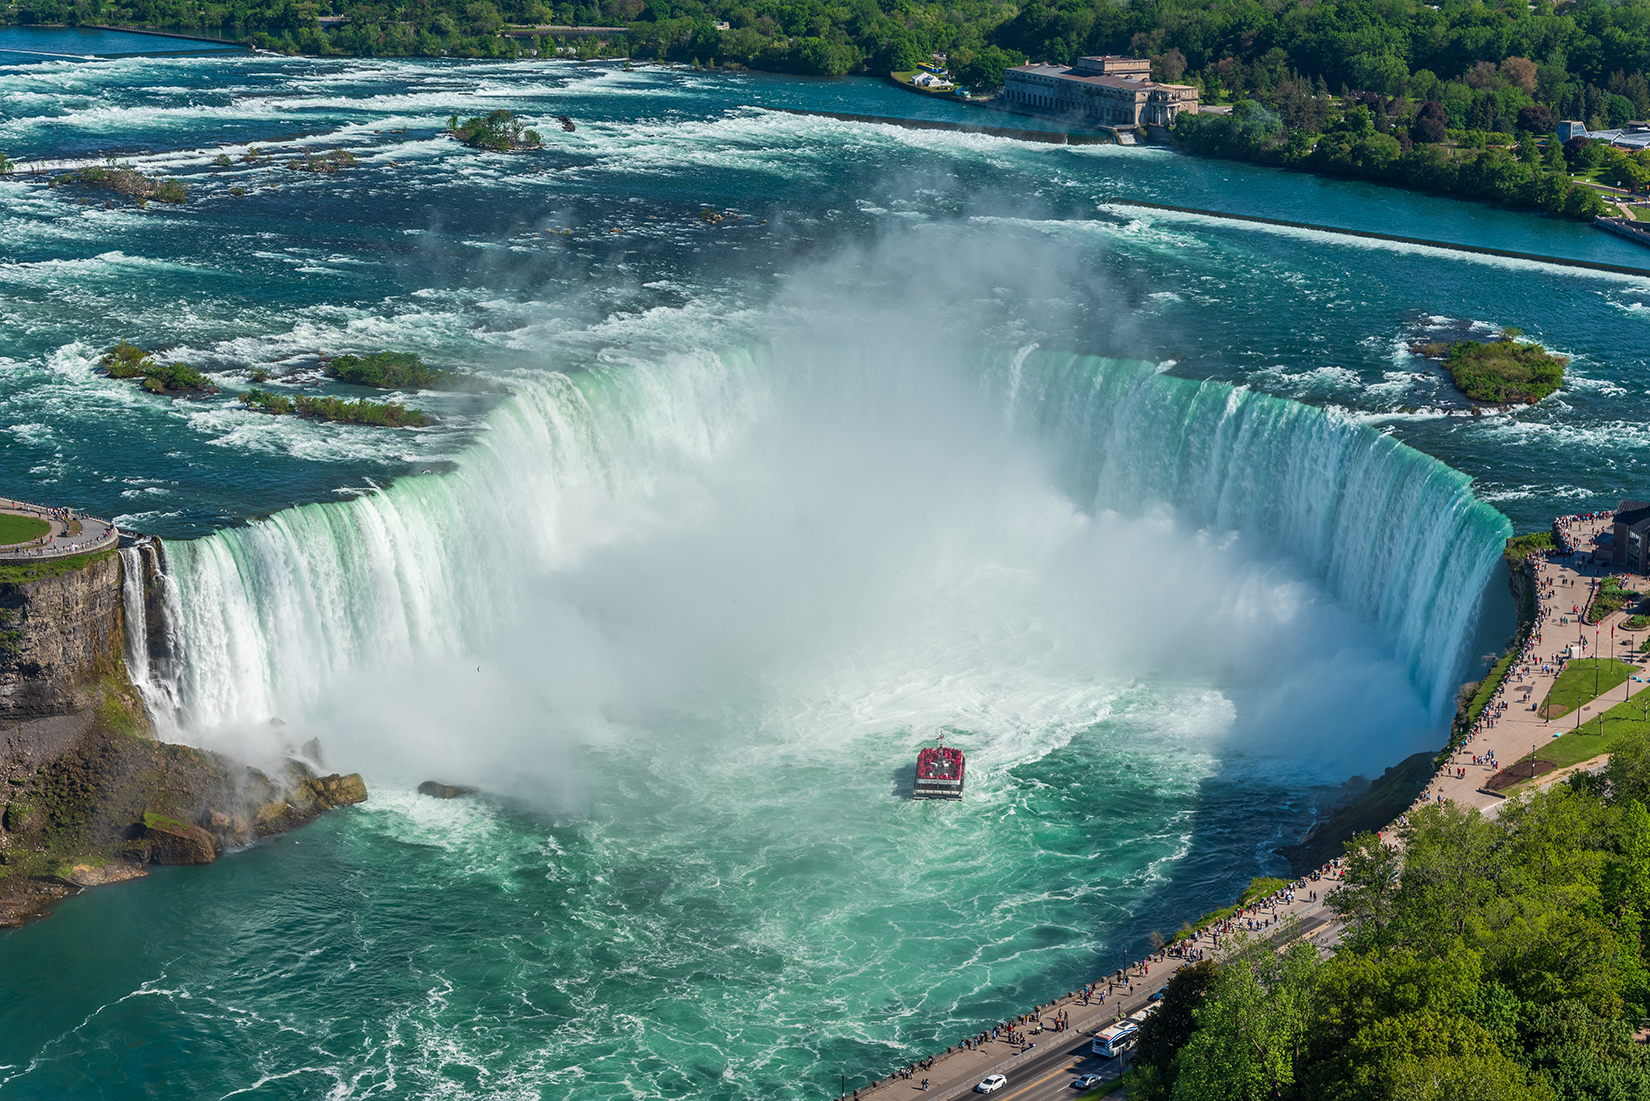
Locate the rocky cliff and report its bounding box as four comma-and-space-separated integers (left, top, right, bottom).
0, 543, 367, 928
0, 550, 126, 719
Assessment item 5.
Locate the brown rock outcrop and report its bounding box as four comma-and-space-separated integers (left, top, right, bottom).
0, 550, 126, 719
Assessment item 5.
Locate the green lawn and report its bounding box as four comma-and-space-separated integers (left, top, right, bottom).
0, 513, 50, 547
1539, 658, 1638, 718
1518, 682, 1650, 786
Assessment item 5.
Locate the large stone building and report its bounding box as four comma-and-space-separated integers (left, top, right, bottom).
1613, 499, 1650, 573
1002, 55, 1199, 128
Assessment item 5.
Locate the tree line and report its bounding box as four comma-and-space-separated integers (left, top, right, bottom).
9, 0, 1650, 117
1129, 736, 1650, 1101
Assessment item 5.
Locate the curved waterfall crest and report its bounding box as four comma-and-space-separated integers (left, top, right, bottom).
988, 351, 1511, 711
153, 347, 1510, 730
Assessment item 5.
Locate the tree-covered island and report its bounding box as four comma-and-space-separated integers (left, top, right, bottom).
448, 110, 542, 151
1412, 331, 1568, 404
51, 165, 186, 208
99, 341, 216, 395
242, 388, 434, 427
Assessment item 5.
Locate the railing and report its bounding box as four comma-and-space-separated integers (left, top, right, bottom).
0, 498, 120, 561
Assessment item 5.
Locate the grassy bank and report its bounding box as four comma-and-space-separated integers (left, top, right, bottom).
0, 549, 115, 585
1539, 657, 1638, 718
0, 514, 51, 547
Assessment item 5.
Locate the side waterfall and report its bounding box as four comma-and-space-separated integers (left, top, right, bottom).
152, 349, 1511, 729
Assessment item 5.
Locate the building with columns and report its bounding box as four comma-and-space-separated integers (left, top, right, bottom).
1002, 55, 1199, 128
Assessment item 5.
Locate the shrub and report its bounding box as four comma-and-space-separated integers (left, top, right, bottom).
324, 351, 452, 389
1442, 338, 1566, 404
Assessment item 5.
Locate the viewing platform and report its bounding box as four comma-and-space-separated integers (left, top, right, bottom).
0, 497, 119, 561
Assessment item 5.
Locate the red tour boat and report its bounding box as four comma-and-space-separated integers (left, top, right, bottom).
914, 736, 965, 800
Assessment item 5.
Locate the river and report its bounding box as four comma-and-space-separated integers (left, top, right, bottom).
0, 47, 1643, 1099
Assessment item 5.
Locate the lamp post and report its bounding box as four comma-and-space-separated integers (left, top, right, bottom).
1532, 743, 1538, 781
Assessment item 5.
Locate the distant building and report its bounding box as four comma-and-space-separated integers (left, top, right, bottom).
1557, 120, 1589, 142
1002, 56, 1199, 128
1612, 500, 1650, 572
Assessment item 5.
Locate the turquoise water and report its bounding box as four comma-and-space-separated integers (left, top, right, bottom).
0, 55, 1637, 1098
0, 26, 241, 61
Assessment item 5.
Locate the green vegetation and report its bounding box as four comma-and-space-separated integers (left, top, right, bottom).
98, 341, 217, 395
49, 165, 186, 207
1540, 658, 1637, 718
0, 514, 51, 547
450, 110, 542, 152
285, 148, 358, 173
1437, 338, 1567, 404
325, 351, 454, 389
1238, 876, 1288, 905
241, 388, 294, 414
1463, 649, 1517, 729
1175, 877, 1294, 942
1628, 615, 1650, 631
241, 388, 432, 427
1524, 678, 1650, 776
1130, 758, 1650, 1101
0, 548, 115, 585
1505, 531, 1555, 568
1588, 576, 1641, 623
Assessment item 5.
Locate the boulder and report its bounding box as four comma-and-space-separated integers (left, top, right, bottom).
417, 780, 478, 799
142, 813, 217, 865
309, 773, 367, 807
56, 862, 147, 888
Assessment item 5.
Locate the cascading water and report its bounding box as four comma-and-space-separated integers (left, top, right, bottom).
996, 351, 1512, 712
118, 538, 185, 727
156, 346, 1509, 750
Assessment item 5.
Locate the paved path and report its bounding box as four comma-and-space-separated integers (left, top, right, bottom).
1424, 515, 1643, 815
0, 500, 119, 561
849, 878, 1348, 1101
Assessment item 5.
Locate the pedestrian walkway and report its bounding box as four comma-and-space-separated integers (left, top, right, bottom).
0, 497, 119, 561
1425, 513, 1643, 815
848, 874, 1347, 1101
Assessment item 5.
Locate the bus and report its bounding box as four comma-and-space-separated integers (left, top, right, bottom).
1091, 1021, 1139, 1058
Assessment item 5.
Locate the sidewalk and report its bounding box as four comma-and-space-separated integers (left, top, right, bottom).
1426, 515, 1642, 815
850, 877, 1348, 1101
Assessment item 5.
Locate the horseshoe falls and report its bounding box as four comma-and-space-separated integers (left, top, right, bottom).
11, 51, 1649, 1101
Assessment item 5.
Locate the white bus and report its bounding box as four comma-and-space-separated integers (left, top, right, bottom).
1091, 1021, 1138, 1058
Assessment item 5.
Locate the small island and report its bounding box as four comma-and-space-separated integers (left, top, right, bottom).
325, 351, 454, 389
99, 341, 217, 395
1412, 331, 1567, 405
241, 388, 432, 428
286, 149, 358, 174
448, 110, 542, 152
51, 166, 186, 207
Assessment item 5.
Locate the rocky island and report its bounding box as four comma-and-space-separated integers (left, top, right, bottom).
100, 341, 217, 396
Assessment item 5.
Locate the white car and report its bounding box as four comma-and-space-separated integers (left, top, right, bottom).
975, 1074, 1008, 1093
1073, 1075, 1105, 1089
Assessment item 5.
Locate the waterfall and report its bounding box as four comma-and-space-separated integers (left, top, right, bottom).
118, 537, 185, 727
995, 352, 1512, 712
156, 348, 1510, 732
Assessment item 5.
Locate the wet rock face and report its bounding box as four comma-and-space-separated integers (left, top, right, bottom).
141, 814, 218, 865
247, 772, 369, 837
0, 552, 126, 719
